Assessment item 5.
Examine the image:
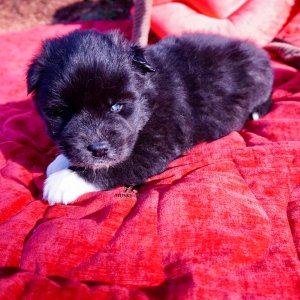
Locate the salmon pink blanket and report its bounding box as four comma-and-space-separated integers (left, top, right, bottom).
0, 20, 300, 299
151, 0, 295, 46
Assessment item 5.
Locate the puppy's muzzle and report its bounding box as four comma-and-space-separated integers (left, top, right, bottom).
87, 141, 110, 158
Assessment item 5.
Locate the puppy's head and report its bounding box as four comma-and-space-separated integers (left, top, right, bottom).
27, 30, 155, 169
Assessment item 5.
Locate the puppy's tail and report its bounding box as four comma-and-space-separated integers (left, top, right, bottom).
249, 96, 272, 120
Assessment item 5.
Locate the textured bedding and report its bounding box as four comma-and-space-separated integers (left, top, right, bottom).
151, 0, 295, 46
0, 18, 300, 299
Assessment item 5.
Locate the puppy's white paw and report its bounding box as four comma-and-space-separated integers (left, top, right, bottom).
46, 154, 71, 177
43, 169, 98, 205
251, 112, 260, 120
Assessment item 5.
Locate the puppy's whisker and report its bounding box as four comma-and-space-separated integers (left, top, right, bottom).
93, 168, 96, 184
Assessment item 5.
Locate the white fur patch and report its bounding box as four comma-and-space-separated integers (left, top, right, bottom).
43, 169, 98, 205
251, 112, 260, 121
46, 154, 71, 176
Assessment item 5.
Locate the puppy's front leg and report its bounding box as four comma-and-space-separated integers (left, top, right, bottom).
43, 155, 98, 205
43, 154, 168, 205
46, 154, 70, 176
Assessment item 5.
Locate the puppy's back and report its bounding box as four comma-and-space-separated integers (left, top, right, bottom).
146, 33, 273, 141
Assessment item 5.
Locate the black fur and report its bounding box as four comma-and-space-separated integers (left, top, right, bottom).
27, 30, 273, 190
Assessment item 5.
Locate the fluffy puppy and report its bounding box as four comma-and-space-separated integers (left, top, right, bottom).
27, 30, 273, 205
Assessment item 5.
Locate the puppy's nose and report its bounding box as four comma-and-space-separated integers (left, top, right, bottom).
87, 141, 109, 158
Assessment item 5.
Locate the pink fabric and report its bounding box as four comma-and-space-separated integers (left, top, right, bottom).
151, 0, 295, 46
182, 0, 247, 18
277, 0, 300, 46
153, 0, 247, 18
0, 20, 300, 298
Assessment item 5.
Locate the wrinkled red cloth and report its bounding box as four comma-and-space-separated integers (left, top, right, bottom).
151, 0, 295, 46
0, 20, 300, 299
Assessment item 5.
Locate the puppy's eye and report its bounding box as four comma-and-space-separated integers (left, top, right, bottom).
110, 103, 123, 113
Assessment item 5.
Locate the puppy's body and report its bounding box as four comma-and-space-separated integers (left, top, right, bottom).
27, 30, 273, 204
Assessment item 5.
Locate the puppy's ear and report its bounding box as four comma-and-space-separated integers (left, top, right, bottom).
132, 45, 155, 73
27, 57, 42, 95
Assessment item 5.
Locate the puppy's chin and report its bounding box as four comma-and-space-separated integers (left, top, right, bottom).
65, 151, 132, 170
71, 161, 118, 170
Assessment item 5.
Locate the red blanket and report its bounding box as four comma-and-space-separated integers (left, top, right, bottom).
0, 20, 300, 299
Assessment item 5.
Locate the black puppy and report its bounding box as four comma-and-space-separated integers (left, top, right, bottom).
27, 30, 273, 205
